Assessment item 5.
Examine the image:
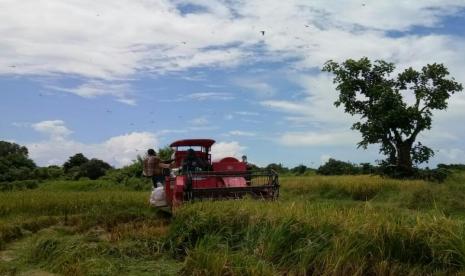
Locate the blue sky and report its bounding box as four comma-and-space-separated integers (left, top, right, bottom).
1, 1, 465, 168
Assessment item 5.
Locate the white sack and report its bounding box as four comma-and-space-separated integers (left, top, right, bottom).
149, 187, 166, 207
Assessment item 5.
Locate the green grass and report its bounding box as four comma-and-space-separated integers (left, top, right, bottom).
1, 172, 465, 275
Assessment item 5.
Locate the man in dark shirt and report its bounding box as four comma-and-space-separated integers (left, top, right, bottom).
182, 149, 208, 172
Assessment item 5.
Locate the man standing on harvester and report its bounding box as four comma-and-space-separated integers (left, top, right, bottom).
143, 149, 173, 187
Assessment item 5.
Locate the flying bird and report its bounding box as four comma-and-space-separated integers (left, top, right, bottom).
304, 25, 310, 28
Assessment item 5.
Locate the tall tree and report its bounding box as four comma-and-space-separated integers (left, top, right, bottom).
63, 153, 89, 173
79, 158, 112, 180
323, 58, 463, 173
0, 141, 36, 181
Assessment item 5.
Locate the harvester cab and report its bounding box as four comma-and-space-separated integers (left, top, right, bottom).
159, 139, 279, 208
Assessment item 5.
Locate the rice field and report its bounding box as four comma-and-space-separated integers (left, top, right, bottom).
1, 172, 465, 275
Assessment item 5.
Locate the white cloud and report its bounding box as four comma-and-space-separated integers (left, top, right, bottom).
320, 154, 331, 164
419, 129, 460, 144
0, 0, 257, 79
49, 81, 136, 105
2, 0, 465, 81
12, 122, 31, 128
262, 73, 356, 127
262, 100, 308, 115
279, 130, 359, 147
157, 129, 189, 136
189, 116, 209, 126
187, 92, 234, 101
102, 132, 157, 166
27, 120, 158, 167
306, 1, 464, 31
32, 120, 72, 140
28, 132, 158, 168
211, 141, 245, 161
233, 78, 275, 97
438, 148, 465, 163
224, 114, 234, 120
227, 130, 256, 137
160, 92, 234, 102
2, 1, 465, 103
235, 111, 259, 116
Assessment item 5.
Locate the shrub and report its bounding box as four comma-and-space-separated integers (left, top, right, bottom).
78, 159, 112, 180
317, 159, 361, 175
265, 163, 289, 174
123, 177, 151, 191
437, 164, 465, 170
379, 164, 451, 182
101, 159, 144, 184
33, 166, 64, 180
0, 180, 39, 191
417, 168, 450, 183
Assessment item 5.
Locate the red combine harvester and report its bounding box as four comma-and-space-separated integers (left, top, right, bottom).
162, 139, 279, 208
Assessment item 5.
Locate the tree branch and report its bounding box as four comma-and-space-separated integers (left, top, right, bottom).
408, 124, 423, 144
414, 97, 421, 110
392, 129, 403, 144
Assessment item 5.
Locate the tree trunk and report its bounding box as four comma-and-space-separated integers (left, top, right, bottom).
396, 142, 413, 173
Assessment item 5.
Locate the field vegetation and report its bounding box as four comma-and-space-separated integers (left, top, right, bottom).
1, 170, 465, 275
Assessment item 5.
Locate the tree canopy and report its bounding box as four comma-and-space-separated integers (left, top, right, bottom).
79, 158, 112, 180
323, 58, 463, 173
63, 153, 112, 180
63, 153, 89, 173
0, 141, 36, 181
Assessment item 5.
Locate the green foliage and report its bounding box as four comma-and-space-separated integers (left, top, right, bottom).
158, 145, 174, 161
417, 168, 450, 182
323, 58, 463, 173
291, 164, 308, 175
102, 158, 147, 188
379, 163, 451, 182
63, 153, 89, 173
120, 176, 151, 191
0, 180, 39, 191
78, 158, 112, 180
33, 165, 64, 180
317, 158, 362, 175
62, 153, 112, 180
265, 163, 289, 174
438, 163, 465, 170
0, 141, 36, 182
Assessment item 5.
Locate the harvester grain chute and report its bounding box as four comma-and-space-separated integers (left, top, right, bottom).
153, 139, 279, 209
